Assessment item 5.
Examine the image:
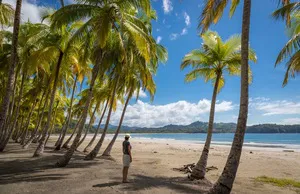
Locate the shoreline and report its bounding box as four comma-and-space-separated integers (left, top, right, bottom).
52, 133, 300, 152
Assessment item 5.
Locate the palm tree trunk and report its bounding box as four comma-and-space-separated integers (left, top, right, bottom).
12, 120, 20, 140
3, 68, 19, 138
55, 128, 63, 146
76, 106, 97, 150
0, 72, 27, 151
0, 70, 25, 150
60, 0, 64, 7
191, 73, 220, 179
20, 96, 38, 145
209, 1, 251, 193
23, 88, 49, 149
15, 116, 24, 143
0, 0, 22, 147
45, 101, 60, 146
62, 116, 82, 149
33, 51, 63, 157
33, 129, 42, 143
55, 74, 77, 150
85, 79, 118, 160
56, 57, 102, 167
83, 100, 108, 153
102, 91, 132, 156
7, 71, 26, 140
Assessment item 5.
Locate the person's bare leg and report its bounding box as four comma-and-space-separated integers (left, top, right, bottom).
123, 167, 129, 183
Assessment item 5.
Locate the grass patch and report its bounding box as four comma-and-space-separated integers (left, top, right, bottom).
256, 176, 300, 188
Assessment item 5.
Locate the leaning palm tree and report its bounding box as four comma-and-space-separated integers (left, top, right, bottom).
83, 82, 111, 153
102, 35, 167, 156
0, 0, 22, 152
273, 9, 300, 86
181, 31, 256, 180
53, 0, 153, 167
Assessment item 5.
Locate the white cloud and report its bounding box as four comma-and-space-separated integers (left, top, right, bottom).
183, 12, 191, 26
162, 0, 173, 14
156, 28, 160, 32
4, 0, 45, 24
181, 28, 188, 35
132, 88, 147, 99
250, 98, 300, 116
156, 36, 162, 43
282, 118, 300, 124
170, 33, 179, 40
103, 99, 234, 128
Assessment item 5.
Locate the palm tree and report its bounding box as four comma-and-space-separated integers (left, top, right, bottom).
84, 76, 119, 160
33, 21, 83, 156
273, 6, 300, 86
53, 0, 154, 167
0, 0, 22, 152
54, 23, 91, 150
83, 100, 108, 153
197, 0, 251, 193
76, 104, 98, 149
196, 1, 291, 193
23, 87, 49, 148
101, 37, 167, 156
181, 31, 256, 180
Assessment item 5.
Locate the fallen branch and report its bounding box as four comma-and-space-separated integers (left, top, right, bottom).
173, 163, 218, 174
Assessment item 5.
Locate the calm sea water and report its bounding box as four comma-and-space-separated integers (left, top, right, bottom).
126, 133, 300, 149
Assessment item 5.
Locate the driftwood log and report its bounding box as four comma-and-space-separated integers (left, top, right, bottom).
173, 163, 218, 174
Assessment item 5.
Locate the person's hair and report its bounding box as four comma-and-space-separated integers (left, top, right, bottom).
125, 137, 129, 140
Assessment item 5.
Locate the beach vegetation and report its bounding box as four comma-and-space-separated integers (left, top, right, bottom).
256, 176, 300, 188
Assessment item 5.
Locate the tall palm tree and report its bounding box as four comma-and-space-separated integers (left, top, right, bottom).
102, 36, 167, 156
0, 0, 22, 152
33, 21, 83, 156
181, 31, 256, 180
196, 1, 291, 193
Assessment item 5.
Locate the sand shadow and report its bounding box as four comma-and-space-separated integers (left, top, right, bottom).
93, 181, 122, 188
0, 146, 100, 185
104, 174, 212, 193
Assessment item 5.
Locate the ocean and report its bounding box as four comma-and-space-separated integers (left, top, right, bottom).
124, 133, 300, 150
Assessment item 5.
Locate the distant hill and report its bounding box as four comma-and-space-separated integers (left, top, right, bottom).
58, 120, 300, 134
97, 121, 300, 133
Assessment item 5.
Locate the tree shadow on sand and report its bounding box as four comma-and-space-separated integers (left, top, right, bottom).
93, 174, 212, 193
0, 147, 100, 185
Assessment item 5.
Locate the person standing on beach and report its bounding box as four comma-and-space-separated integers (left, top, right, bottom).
122, 134, 132, 183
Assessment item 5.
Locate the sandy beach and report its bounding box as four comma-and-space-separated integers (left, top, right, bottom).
0, 136, 300, 194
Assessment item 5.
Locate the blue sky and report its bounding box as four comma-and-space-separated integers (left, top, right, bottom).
6, 0, 300, 127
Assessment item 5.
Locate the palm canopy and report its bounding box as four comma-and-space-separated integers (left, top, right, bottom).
181, 31, 257, 92
50, 0, 154, 62
199, 0, 292, 33
275, 12, 300, 86
0, 2, 14, 27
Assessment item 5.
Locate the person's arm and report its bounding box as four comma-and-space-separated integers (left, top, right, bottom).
128, 144, 132, 162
